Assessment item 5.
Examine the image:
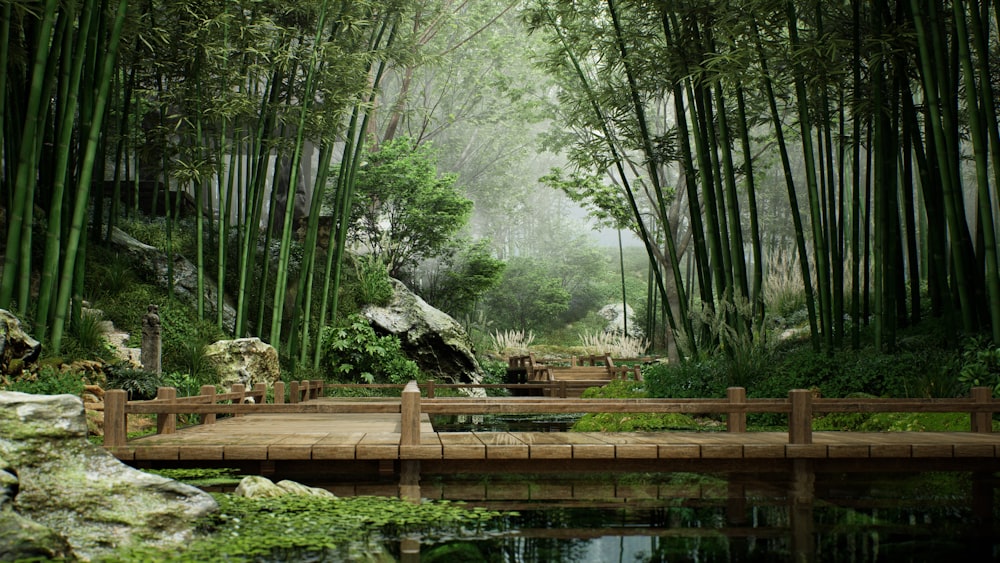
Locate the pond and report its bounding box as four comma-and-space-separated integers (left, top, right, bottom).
375, 471, 999, 562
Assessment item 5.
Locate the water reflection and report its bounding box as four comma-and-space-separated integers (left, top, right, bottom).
384, 469, 999, 562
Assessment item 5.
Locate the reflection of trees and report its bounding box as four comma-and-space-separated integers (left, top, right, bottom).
500, 508, 591, 562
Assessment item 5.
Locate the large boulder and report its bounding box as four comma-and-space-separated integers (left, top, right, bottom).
362, 279, 483, 382
0, 309, 41, 376
0, 391, 217, 560
204, 337, 281, 391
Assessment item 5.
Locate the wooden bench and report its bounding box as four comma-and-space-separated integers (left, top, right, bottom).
506, 353, 551, 382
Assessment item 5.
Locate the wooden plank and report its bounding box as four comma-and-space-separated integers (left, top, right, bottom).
179, 444, 224, 460
785, 444, 828, 458
508, 432, 573, 459
476, 432, 529, 459
356, 433, 399, 459
312, 433, 366, 460
743, 443, 787, 458
222, 434, 286, 460
588, 433, 659, 459
439, 432, 486, 459
400, 433, 443, 460
563, 433, 616, 459
269, 434, 326, 460
133, 446, 180, 460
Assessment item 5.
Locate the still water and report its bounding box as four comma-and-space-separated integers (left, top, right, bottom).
377, 471, 999, 562
355, 415, 1000, 561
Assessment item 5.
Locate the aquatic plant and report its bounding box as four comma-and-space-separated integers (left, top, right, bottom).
99, 494, 508, 561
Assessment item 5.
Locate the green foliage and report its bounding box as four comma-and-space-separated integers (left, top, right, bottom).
816, 410, 974, 432
956, 336, 1000, 396
101, 494, 507, 562
643, 359, 728, 399
61, 310, 114, 362
343, 136, 473, 277
417, 239, 506, 318
477, 358, 510, 397
349, 254, 394, 307
321, 314, 420, 384
572, 380, 699, 431
106, 365, 163, 400
5, 365, 85, 396
143, 468, 243, 487
483, 256, 571, 333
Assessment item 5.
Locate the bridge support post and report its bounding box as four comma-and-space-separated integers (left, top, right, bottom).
400, 381, 422, 502
156, 387, 176, 435
200, 385, 216, 425
726, 387, 747, 433
972, 386, 992, 433
104, 389, 127, 447
788, 389, 813, 444
401, 380, 421, 447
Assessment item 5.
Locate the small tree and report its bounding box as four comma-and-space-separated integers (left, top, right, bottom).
348, 137, 473, 277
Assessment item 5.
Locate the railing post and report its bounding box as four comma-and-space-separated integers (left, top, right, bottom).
252, 382, 266, 403
426, 380, 435, 399
104, 389, 127, 447
231, 384, 245, 417
788, 389, 813, 444
274, 381, 286, 404
559, 380, 568, 398
201, 385, 217, 425
972, 386, 993, 433
156, 387, 176, 435
289, 381, 300, 404
727, 387, 747, 433
400, 380, 421, 447
312, 379, 324, 399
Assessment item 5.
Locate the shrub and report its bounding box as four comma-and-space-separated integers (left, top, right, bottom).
643, 358, 728, 399
6, 366, 86, 396
106, 365, 163, 400
320, 314, 420, 384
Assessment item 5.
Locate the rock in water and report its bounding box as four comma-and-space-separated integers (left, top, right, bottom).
362, 279, 484, 383
204, 337, 281, 391
0, 391, 217, 560
234, 475, 336, 499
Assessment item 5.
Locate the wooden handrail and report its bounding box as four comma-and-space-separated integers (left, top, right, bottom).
103, 382, 998, 452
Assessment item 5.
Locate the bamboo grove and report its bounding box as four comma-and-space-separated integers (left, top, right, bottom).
0, 0, 409, 366
528, 0, 1000, 356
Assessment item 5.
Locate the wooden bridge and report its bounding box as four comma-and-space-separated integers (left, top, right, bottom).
102, 380, 1000, 488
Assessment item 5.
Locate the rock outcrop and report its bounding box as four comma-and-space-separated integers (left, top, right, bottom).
204, 337, 281, 391
0, 391, 217, 560
0, 309, 41, 376
362, 279, 483, 383
110, 227, 237, 333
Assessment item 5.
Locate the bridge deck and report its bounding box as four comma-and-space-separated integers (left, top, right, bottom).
110, 411, 1000, 463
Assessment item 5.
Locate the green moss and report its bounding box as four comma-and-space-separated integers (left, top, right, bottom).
98, 494, 507, 562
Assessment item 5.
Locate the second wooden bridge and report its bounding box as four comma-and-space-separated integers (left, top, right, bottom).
103, 381, 1000, 483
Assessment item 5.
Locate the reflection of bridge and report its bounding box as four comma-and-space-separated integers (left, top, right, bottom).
104, 380, 1000, 481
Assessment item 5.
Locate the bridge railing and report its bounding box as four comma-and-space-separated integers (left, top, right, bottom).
402, 383, 1000, 448
103, 379, 326, 447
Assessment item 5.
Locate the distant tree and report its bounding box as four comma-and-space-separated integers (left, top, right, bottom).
484, 257, 571, 333
347, 137, 473, 277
